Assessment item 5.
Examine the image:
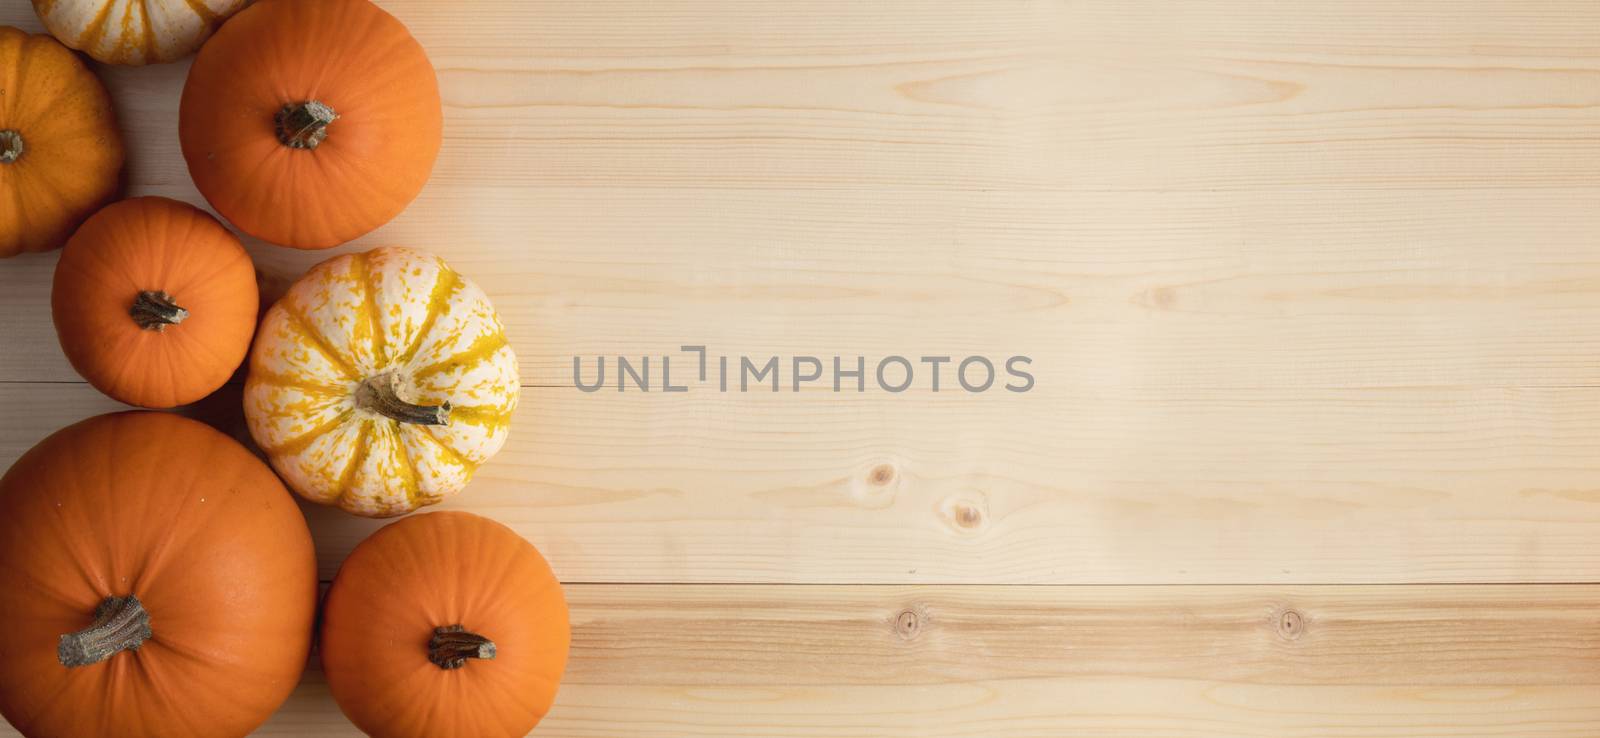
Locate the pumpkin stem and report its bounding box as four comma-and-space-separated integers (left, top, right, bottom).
129, 290, 189, 331
0, 130, 21, 163
429, 625, 496, 669
58, 596, 152, 668
275, 101, 338, 150
356, 372, 451, 426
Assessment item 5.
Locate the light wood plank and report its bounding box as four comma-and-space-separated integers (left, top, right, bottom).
8, 187, 1600, 389
5, 1, 1600, 196
4, 2, 1600, 386
7, 584, 1598, 737
9, 382, 1600, 584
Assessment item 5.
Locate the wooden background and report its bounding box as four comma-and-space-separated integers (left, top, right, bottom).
4, 0, 1600, 735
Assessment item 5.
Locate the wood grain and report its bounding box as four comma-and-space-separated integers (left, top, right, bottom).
8, 186, 1600, 389
4, 1, 1600, 387
9, 584, 1598, 738
9, 381, 1600, 584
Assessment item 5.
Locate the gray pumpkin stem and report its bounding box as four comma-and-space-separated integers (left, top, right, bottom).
275, 101, 338, 149
129, 290, 189, 331
59, 596, 152, 668
356, 372, 451, 426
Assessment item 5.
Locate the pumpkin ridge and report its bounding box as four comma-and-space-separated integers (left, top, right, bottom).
9, 153, 69, 225
410, 331, 510, 382
280, 301, 361, 380
76, 0, 117, 57
137, 0, 157, 63
162, 323, 235, 384
182, 0, 221, 24
395, 266, 460, 367
167, 249, 251, 301
93, 329, 155, 402
248, 369, 347, 397
6, 177, 33, 251
355, 251, 388, 366
56, 252, 132, 293
262, 407, 353, 457
391, 424, 421, 509
10, 25, 39, 113
417, 426, 479, 472
333, 420, 375, 509
2, 33, 29, 127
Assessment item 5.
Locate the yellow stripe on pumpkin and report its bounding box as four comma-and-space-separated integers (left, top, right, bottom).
76, 0, 116, 52
248, 370, 349, 398
182, 0, 222, 24
390, 423, 422, 509
395, 267, 462, 367
332, 420, 375, 507
262, 408, 354, 457
418, 427, 480, 472
447, 404, 514, 433
280, 301, 361, 381
354, 251, 388, 367
410, 331, 510, 382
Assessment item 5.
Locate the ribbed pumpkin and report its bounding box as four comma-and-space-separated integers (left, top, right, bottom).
0, 412, 318, 738
178, 0, 442, 249
0, 26, 123, 258
244, 246, 518, 517
322, 512, 570, 738
31, 0, 249, 65
53, 197, 258, 408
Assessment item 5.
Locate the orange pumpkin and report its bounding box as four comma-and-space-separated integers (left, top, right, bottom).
53, 196, 258, 408
0, 412, 318, 738
0, 25, 124, 257
322, 512, 570, 738
178, 0, 442, 249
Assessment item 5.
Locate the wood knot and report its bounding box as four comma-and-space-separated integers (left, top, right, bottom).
1276, 609, 1305, 641
848, 460, 902, 509
937, 491, 989, 535
894, 609, 922, 639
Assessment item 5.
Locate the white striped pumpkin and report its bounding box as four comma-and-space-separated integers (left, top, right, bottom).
244, 247, 518, 517
31, 0, 249, 65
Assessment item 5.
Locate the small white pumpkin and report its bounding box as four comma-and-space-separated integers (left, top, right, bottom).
244, 247, 520, 517
31, 0, 249, 65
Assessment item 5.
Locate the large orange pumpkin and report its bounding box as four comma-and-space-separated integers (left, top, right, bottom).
53, 196, 259, 408
178, 0, 442, 249
0, 25, 124, 257
322, 512, 570, 738
0, 412, 318, 738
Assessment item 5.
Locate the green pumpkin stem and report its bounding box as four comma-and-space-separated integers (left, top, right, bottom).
129, 290, 189, 331
356, 372, 451, 426
58, 596, 152, 668
275, 100, 338, 150
428, 625, 496, 670
0, 129, 22, 163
